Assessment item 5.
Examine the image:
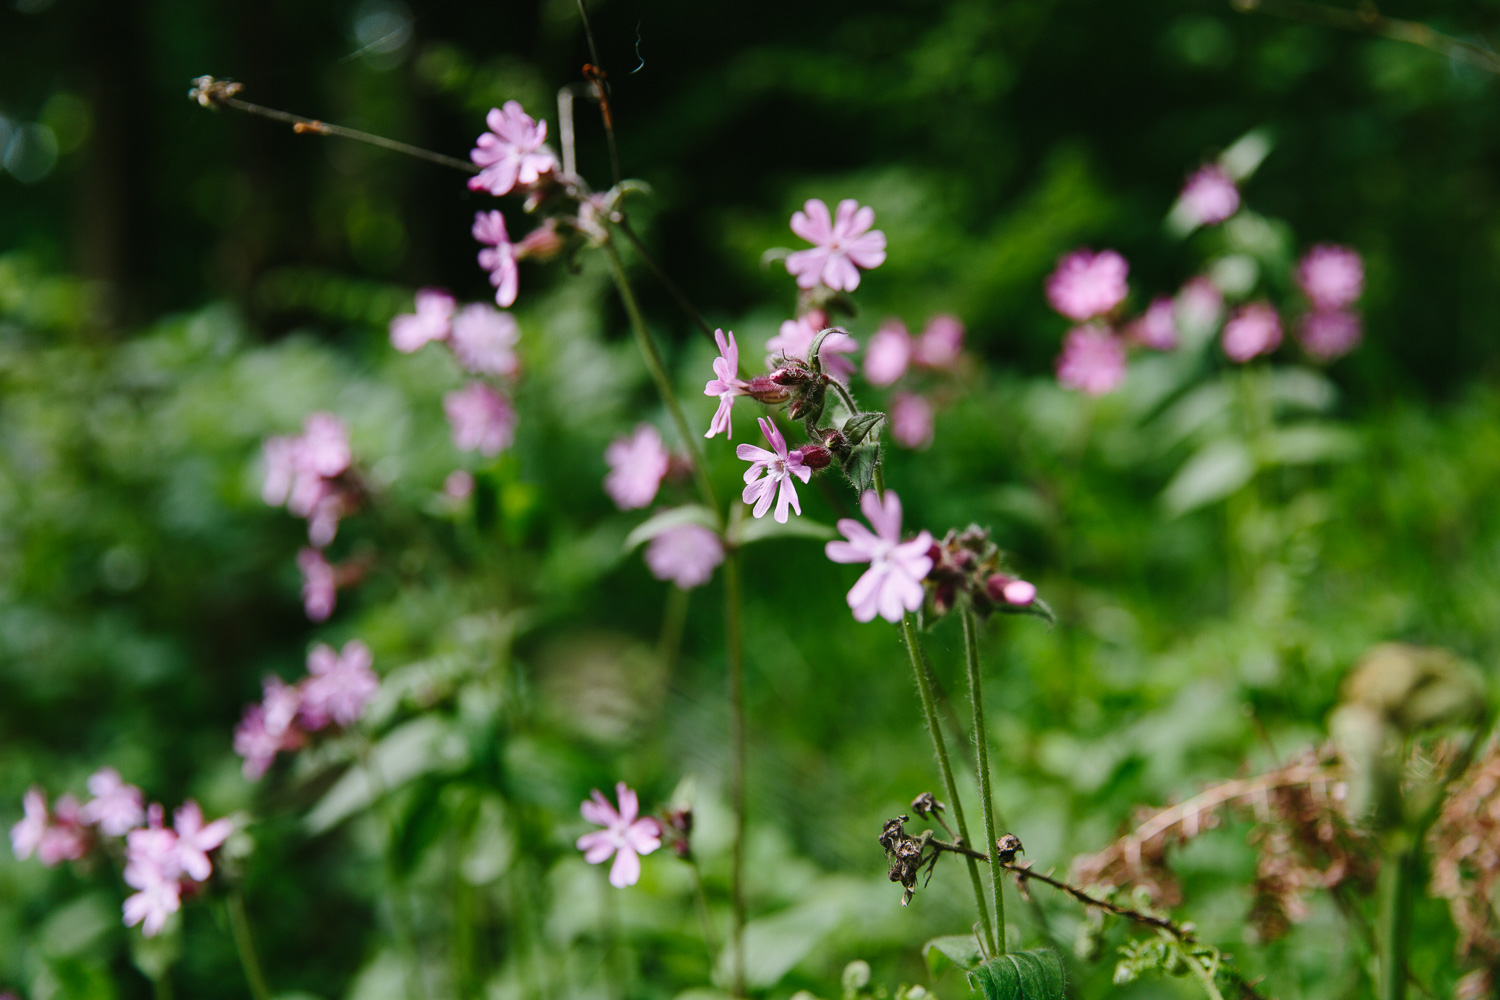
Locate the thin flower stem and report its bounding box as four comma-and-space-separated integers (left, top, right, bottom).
226, 889, 273, 1000
1379, 838, 1416, 1000
658, 583, 690, 677
962, 605, 1006, 954
574, 0, 623, 187
617, 219, 717, 345
724, 551, 748, 998
900, 612, 997, 955
686, 857, 722, 962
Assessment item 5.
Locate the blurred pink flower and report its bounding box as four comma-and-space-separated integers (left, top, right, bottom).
172, 801, 233, 882
450, 303, 520, 376
863, 320, 912, 387
912, 315, 964, 370
80, 768, 145, 837
737, 417, 811, 523
473, 211, 520, 308
301, 413, 351, 479
444, 469, 475, 499
766, 313, 857, 382
445, 382, 517, 457
260, 435, 301, 507
644, 523, 724, 589
1128, 296, 1179, 351
1222, 302, 1283, 363
703, 329, 749, 439
1298, 309, 1362, 361
889, 392, 934, 449
605, 424, 670, 510
1179, 165, 1240, 227
1177, 276, 1224, 334
29, 794, 89, 867
785, 198, 887, 292
390, 288, 455, 354
468, 101, 558, 197
1296, 244, 1363, 310
1056, 325, 1127, 395
576, 782, 662, 888
306, 493, 344, 548
234, 676, 305, 781
825, 490, 934, 623
297, 547, 337, 622
123, 811, 181, 937
1046, 249, 1129, 321
301, 640, 378, 730
10, 789, 47, 860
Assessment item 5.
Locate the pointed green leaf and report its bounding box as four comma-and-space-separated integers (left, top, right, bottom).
966, 949, 1066, 1000
923, 935, 983, 977
1161, 439, 1254, 515
623, 505, 719, 551
842, 445, 878, 494
735, 516, 837, 546
842, 411, 885, 448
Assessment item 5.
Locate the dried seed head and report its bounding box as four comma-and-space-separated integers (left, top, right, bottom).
996, 833, 1024, 863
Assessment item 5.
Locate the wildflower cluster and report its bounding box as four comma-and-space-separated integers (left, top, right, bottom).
11, 769, 233, 937
262, 412, 357, 547
233, 640, 379, 780
862, 315, 968, 449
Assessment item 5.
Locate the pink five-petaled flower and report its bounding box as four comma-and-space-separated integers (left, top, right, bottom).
1179, 165, 1240, 227
444, 382, 518, 457
1222, 302, 1283, 363
473, 211, 520, 308
450, 303, 521, 376
644, 523, 725, 589
825, 490, 934, 624
468, 101, 558, 197
604, 424, 670, 510
301, 639, 379, 730
1296, 244, 1364, 310
1056, 325, 1127, 396
123, 808, 181, 937
737, 417, 811, 523
297, 547, 337, 623
864, 320, 912, 387
912, 315, 964, 370
79, 767, 145, 837
172, 801, 233, 882
1297, 309, 1362, 361
390, 288, 455, 354
889, 392, 935, 449
1045, 249, 1130, 322
1127, 296, 1179, 351
576, 782, 662, 888
765, 312, 857, 382
785, 198, 887, 292
703, 328, 749, 439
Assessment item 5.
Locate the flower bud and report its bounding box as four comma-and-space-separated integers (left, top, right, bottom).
744, 375, 791, 404
795, 445, 832, 470
985, 574, 1036, 606
515, 220, 564, 261
770, 363, 818, 386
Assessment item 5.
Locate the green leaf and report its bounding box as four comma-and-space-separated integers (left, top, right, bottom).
966, 949, 1066, 1000
842, 444, 878, 494
735, 516, 837, 546
1264, 423, 1360, 466
1269, 368, 1338, 414
305, 716, 470, 833
842, 411, 884, 448
1001, 595, 1056, 627
623, 505, 719, 551
923, 935, 983, 977
1161, 439, 1254, 515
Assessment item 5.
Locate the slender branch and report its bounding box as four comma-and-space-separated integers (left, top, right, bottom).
900, 614, 997, 954
994, 859, 1193, 941
962, 605, 1006, 954
1231, 0, 1500, 76
226, 890, 273, 1000
1379, 840, 1416, 1000
575, 0, 623, 187
188, 78, 476, 173
616, 219, 717, 343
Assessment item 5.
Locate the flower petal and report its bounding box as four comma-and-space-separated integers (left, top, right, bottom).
608, 846, 642, 887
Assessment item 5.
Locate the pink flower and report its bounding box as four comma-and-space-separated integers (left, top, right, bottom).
306, 493, 345, 549
234, 676, 305, 781
298, 547, 337, 622
390, 288, 455, 353
300, 413, 352, 479
473, 211, 519, 308
1045, 249, 1129, 322
11, 788, 47, 860
864, 320, 912, 387
123, 872, 180, 937
644, 524, 724, 589
1178, 165, 1240, 227
912, 315, 964, 370
986, 574, 1037, 606
889, 392, 934, 449
1297, 309, 1362, 361
33, 794, 88, 866
765, 313, 857, 382
825, 490, 934, 623
605, 424, 670, 510
445, 382, 518, 457
737, 417, 811, 523
1056, 325, 1127, 395
1297, 244, 1364, 310
444, 470, 475, 499
172, 801, 233, 882
1222, 302, 1283, 362
450, 303, 520, 376
576, 782, 662, 888
468, 101, 558, 197
703, 329, 749, 439
785, 198, 887, 292
301, 640, 379, 730
1127, 296, 1179, 351
261, 435, 301, 507
79, 768, 145, 837
1177, 276, 1224, 334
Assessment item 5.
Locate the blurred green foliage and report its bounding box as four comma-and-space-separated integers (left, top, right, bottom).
4, 1, 1500, 999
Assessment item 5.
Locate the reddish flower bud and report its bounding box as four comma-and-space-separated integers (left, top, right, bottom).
795, 445, 833, 470
744, 375, 791, 404
770, 363, 818, 386
985, 573, 1036, 606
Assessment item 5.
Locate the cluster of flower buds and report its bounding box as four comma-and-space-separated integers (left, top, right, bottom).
233, 640, 379, 780
10, 769, 233, 937
923, 525, 1041, 621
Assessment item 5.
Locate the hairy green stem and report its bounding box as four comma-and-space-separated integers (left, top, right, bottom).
1379, 838, 1416, 1000
226, 890, 273, 1000
961, 606, 1006, 954
901, 613, 997, 955
725, 551, 748, 997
